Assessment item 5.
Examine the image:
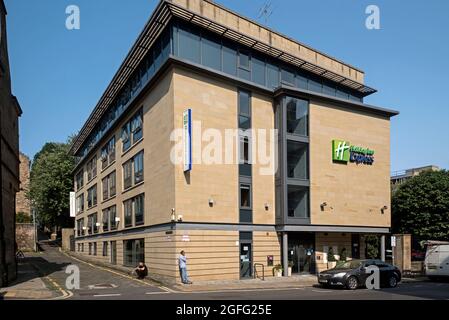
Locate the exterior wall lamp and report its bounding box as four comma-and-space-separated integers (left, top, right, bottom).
209, 198, 215, 207
177, 215, 183, 222
320, 202, 327, 211
171, 208, 176, 222
381, 205, 388, 214
264, 202, 269, 211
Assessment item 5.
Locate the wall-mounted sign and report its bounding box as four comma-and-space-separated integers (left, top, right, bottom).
183, 109, 192, 172
332, 139, 375, 165
69, 192, 76, 217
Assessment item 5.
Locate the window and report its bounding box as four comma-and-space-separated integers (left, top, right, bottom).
123, 194, 145, 228
223, 44, 237, 76
252, 56, 266, 86
76, 218, 84, 237
286, 98, 309, 136
121, 123, 131, 152
76, 194, 84, 214
308, 78, 322, 93
103, 242, 108, 257
122, 109, 143, 152
131, 109, 143, 143
102, 171, 116, 200
238, 50, 251, 80
267, 62, 279, 89
202, 35, 221, 70
238, 90, 251, 130
123, 239, 145, 267
110, 206, 117, 230
102, 208, 109, 232
123, 160, 132, 190
240, 184, 251, 209
102, 177, 108, 201
86, 156, 97, 181
88, 243, 92, 255
281, 67, 295, 86
134, 194, 144, 226
287, 186, 309, 218
87, 185, 97, 208
124, 199, 133, 228
81, 243, 84, 252
134, 152, 144, 184
75, 170, 84, 190
93, 243, 97, 256
179, 26, 200, 63
287, 141, 308, 180
296, 74, 308, 90
101, 137, 116, 170
88, 213, 98, 234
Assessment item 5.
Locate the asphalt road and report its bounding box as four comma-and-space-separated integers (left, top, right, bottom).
30, 244, 449, 300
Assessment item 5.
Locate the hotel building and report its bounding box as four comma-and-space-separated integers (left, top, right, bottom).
69, 0, 399, 283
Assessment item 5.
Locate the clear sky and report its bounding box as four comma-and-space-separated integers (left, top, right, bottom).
4, 0, 449, 171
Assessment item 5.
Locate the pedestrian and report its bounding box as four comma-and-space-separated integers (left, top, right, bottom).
134, 261, 148, 279
179, 250, 192, 284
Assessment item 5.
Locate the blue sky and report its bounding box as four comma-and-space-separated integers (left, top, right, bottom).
4, 0, 449, 171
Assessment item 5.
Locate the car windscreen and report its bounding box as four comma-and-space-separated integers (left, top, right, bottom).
338, 260, 362, 269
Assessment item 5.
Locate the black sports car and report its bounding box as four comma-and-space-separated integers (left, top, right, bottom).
317, 259, 401, 290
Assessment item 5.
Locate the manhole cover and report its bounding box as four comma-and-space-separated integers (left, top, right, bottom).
88, 283, 118, 290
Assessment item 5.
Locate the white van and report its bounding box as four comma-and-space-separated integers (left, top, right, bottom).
424, 241, 449, 279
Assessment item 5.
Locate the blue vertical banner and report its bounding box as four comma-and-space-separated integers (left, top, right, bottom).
183, 109, 192, 172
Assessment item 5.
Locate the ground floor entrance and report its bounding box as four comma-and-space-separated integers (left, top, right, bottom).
287, 232, 316, 274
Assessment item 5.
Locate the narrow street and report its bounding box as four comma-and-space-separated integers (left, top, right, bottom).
7, 243, 449, 301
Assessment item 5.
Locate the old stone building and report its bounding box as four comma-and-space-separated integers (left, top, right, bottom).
16, 152, 31, 217
0, 0, 22, 287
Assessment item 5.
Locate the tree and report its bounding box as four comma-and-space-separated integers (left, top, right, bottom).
29, 138, 75, 231
392, 170, 449, 240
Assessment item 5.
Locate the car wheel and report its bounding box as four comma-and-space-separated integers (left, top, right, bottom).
346, 276, 359, 290
388, 275, 398, 288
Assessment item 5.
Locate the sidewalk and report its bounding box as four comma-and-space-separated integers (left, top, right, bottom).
0, 257, 59, 300
173, 274, 318, 292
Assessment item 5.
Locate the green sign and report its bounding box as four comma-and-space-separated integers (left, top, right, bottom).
332, 140, 375, 165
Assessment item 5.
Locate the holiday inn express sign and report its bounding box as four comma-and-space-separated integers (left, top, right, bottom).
332, 140, 375, 165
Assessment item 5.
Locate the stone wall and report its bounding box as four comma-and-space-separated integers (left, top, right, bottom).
16, 223, 35, 252
62, 228, 75, 251
16, 152, 31, 216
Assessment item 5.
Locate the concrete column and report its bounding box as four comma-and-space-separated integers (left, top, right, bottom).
282, 232, 288, 277
380, 235, 386, 262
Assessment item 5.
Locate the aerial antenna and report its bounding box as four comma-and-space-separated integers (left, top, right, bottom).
257, 1, 275, 25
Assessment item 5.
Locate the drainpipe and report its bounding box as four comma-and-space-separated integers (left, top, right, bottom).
282, 232, 288, 277
380, 235, 386, 262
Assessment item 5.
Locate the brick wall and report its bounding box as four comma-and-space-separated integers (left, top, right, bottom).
16, 152, 31, 216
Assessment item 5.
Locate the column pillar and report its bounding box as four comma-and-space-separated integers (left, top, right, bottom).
282, 232, 288, 277
380, 235, 386, 262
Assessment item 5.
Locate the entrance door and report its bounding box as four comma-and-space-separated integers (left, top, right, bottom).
288, 233, 316, 274
110, 241, 117, 265
240, 243, 252, 278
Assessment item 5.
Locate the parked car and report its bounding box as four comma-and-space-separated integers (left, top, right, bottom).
423, 241, 449, 280
317, 259, 401, 290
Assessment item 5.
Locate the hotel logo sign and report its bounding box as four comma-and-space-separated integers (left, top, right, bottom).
332, 140, 375, 165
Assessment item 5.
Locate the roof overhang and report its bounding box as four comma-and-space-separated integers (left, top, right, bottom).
275, 85, 399, 118
69, 0, 379, 155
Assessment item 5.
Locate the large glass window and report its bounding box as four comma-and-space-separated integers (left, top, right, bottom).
101, 137, 116, 170
124, 199, 133, 228
267, 62, 279, 89
202, 35, 221, 70
179, 27, 200, 63
238, 50, 251, 80
123, 160, 132, 190
87, 185, 97, 208
76, 194, 84, 214
123, 239, 145, 267
281, 67, 295, 86
109, 171, 116, 197
109, 206, 117, 230
134, 194, 144, 226
238, 90, 251, 130
122, 109, 143, 153
102, 208, 109, 232
75, 170, 84, 190
121, 123, 131, 152
134, 151, 144, 184
252, 56, 266, 86
240, 184, 251, 209
86, 156, 97, 181
223, 44, 237, 76
286, 98, 309, 136
287, 141, 308, 180
287, 186, 309, 218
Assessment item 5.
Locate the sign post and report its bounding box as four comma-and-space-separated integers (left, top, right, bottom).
391, 236, 396, 267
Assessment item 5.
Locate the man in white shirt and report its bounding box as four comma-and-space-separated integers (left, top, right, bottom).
179, 250, 192, 284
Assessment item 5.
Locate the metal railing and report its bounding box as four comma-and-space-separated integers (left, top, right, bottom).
253, 263, 265, 281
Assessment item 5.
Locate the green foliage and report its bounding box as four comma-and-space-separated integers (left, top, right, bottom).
29, 139, 75, 229
327, 247, 336, 262
339, 248, 347, 262
365, 235, 379, 259
392, 170, 449, 240
16, 212, 32, 223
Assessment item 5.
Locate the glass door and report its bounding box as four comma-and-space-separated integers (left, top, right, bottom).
240, 243, 252, 278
